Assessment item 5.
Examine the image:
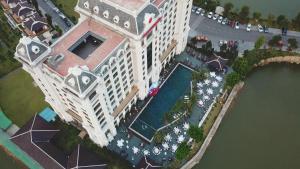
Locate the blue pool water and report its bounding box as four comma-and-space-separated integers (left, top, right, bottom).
130, 64, 193, 141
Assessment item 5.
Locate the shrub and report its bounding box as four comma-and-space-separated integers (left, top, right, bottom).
187, 125, 203, 143
175, 142, 190, 160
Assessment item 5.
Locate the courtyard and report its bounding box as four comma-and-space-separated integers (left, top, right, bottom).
107, 53, 226, 167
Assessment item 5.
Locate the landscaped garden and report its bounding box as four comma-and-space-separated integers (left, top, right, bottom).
0, 69, 48, 126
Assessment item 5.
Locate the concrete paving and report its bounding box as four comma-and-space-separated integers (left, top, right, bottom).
189, 12, 300, 53
37, 0, 74, 33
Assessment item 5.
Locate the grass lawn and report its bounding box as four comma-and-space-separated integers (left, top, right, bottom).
0, 69, 48, 127
51, 0, 79, 23
202, 102, 223, 136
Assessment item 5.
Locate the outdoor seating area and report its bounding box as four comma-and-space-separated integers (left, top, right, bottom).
107, 53, 226, 167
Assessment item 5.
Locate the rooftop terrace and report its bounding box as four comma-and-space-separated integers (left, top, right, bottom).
48, 19, 125, 76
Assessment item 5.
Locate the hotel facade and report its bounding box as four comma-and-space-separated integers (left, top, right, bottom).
14, 0, 192, 147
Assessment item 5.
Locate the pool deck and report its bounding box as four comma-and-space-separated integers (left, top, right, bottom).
107, 53, 226, 166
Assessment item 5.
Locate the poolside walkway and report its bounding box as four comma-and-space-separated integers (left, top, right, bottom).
181, 82, 244, 169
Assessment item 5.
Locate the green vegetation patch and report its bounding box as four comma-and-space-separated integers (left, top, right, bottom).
51, 0, 80, 23
0, 9, 21, 77
0, 69, 48, 126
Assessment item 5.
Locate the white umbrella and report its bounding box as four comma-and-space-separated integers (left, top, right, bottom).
172, 144, 178, 153
153, 147, 161, 155
212, 81, 219, 88
198, 89, 203, 95
177, 135, 185, 143
132, 146, 139, 154
216, 76, 223, 82
143, 149, 150, 156
162, 142, 169, 150
197, 82, 203, 87
126, 145, 129, 149
207, 88, 213, 95
204, 95, 210, 100
204, 79, 211, 85
210, 72, 216, 77
174, 127, 181, 135
198, 100, 204, 107
183, 122, 190, 130
117, 139, 124, 148
164, 134, 172, 142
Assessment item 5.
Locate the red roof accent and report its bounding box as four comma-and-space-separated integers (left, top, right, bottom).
143, 17, 162, 38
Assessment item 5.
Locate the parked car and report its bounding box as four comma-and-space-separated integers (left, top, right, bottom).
217, 16, 223, 23
246, 23, 251, 32
258, 24, 264, 32
200, 10, 205, 16
213, 14, 218, 20
221, 18, 228, 25
207, 12, 213, 19
192, 6, 197, 13
263, 25, 269, 33
64, 18, 72, 27
196, 10, 201, 15
235, 21, 240, 29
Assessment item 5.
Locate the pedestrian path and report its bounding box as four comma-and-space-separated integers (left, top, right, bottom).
0, 130, 43, 169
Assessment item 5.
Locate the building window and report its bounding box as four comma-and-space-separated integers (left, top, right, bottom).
147, 43, 153, 71
89, 91, 97, 100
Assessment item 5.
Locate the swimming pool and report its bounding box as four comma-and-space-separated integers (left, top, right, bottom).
129, 64, 193, 141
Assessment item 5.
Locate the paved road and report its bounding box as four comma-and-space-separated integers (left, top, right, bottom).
189, 13, 300, 52
37, 0, 74, 33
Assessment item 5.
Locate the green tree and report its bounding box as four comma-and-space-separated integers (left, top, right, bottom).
175, 142, 190, 160
153, 130, 165, 144
239, 6, 250, 23
292, 12, 300, 29
232, 57, 250, 78
225, 72, 241, 88
223, 2, 234, 17
268, 35, 282, 47
276, 15, 289, 28
267, 14, 276, 26
254, 36, 266, 49
187, 125, 203, 143
252, 12, 262, 21
45, 14, 53, 28
192, 70, 207, 82
287, 38, 298, 50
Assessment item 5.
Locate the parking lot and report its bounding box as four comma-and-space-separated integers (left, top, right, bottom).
189, 7, 300, 52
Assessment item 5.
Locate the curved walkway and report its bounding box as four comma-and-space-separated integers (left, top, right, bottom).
181, 82, 244, 169
257, 56, 300, 66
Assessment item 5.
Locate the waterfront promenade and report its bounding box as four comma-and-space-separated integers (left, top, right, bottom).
181, 82, 244, 169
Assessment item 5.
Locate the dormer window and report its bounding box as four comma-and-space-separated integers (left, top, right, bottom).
93, 6, 99, 14
113, 16, 119, 24
31, 45, 40, 54
84, 1, 89, 9
103, 10, 109, 18
82, 76, 90, 85
124, 21, 130, 29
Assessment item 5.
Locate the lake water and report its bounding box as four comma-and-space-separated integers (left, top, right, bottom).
194, 64, 300, 169
221, 0, 300, 19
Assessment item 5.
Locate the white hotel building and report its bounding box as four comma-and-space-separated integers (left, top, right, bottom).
14, 0, 192, 147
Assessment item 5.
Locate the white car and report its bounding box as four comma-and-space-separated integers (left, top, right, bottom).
200, 10, 205, 16
207, 12, 213, 19
235, 22, 240, 29
221, 18, 228, 25
213, 14, 218, 20
196, 10, 201, 15
217, 16, 223, 23
258, 24, 264, 32
192, 7, 197, 13
246, 24, 251, 32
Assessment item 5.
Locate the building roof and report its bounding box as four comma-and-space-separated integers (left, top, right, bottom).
64, 66, 98, 96
48, 19, 125, 76
109, 0, 147, 11
151, 0, 168, 8
77, 0, 159, 36
23, 13, 48, 32
11, 115, 107, 169
11, 1, 34, 17
15, 36, 50, 64
68, 145, 107, 169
